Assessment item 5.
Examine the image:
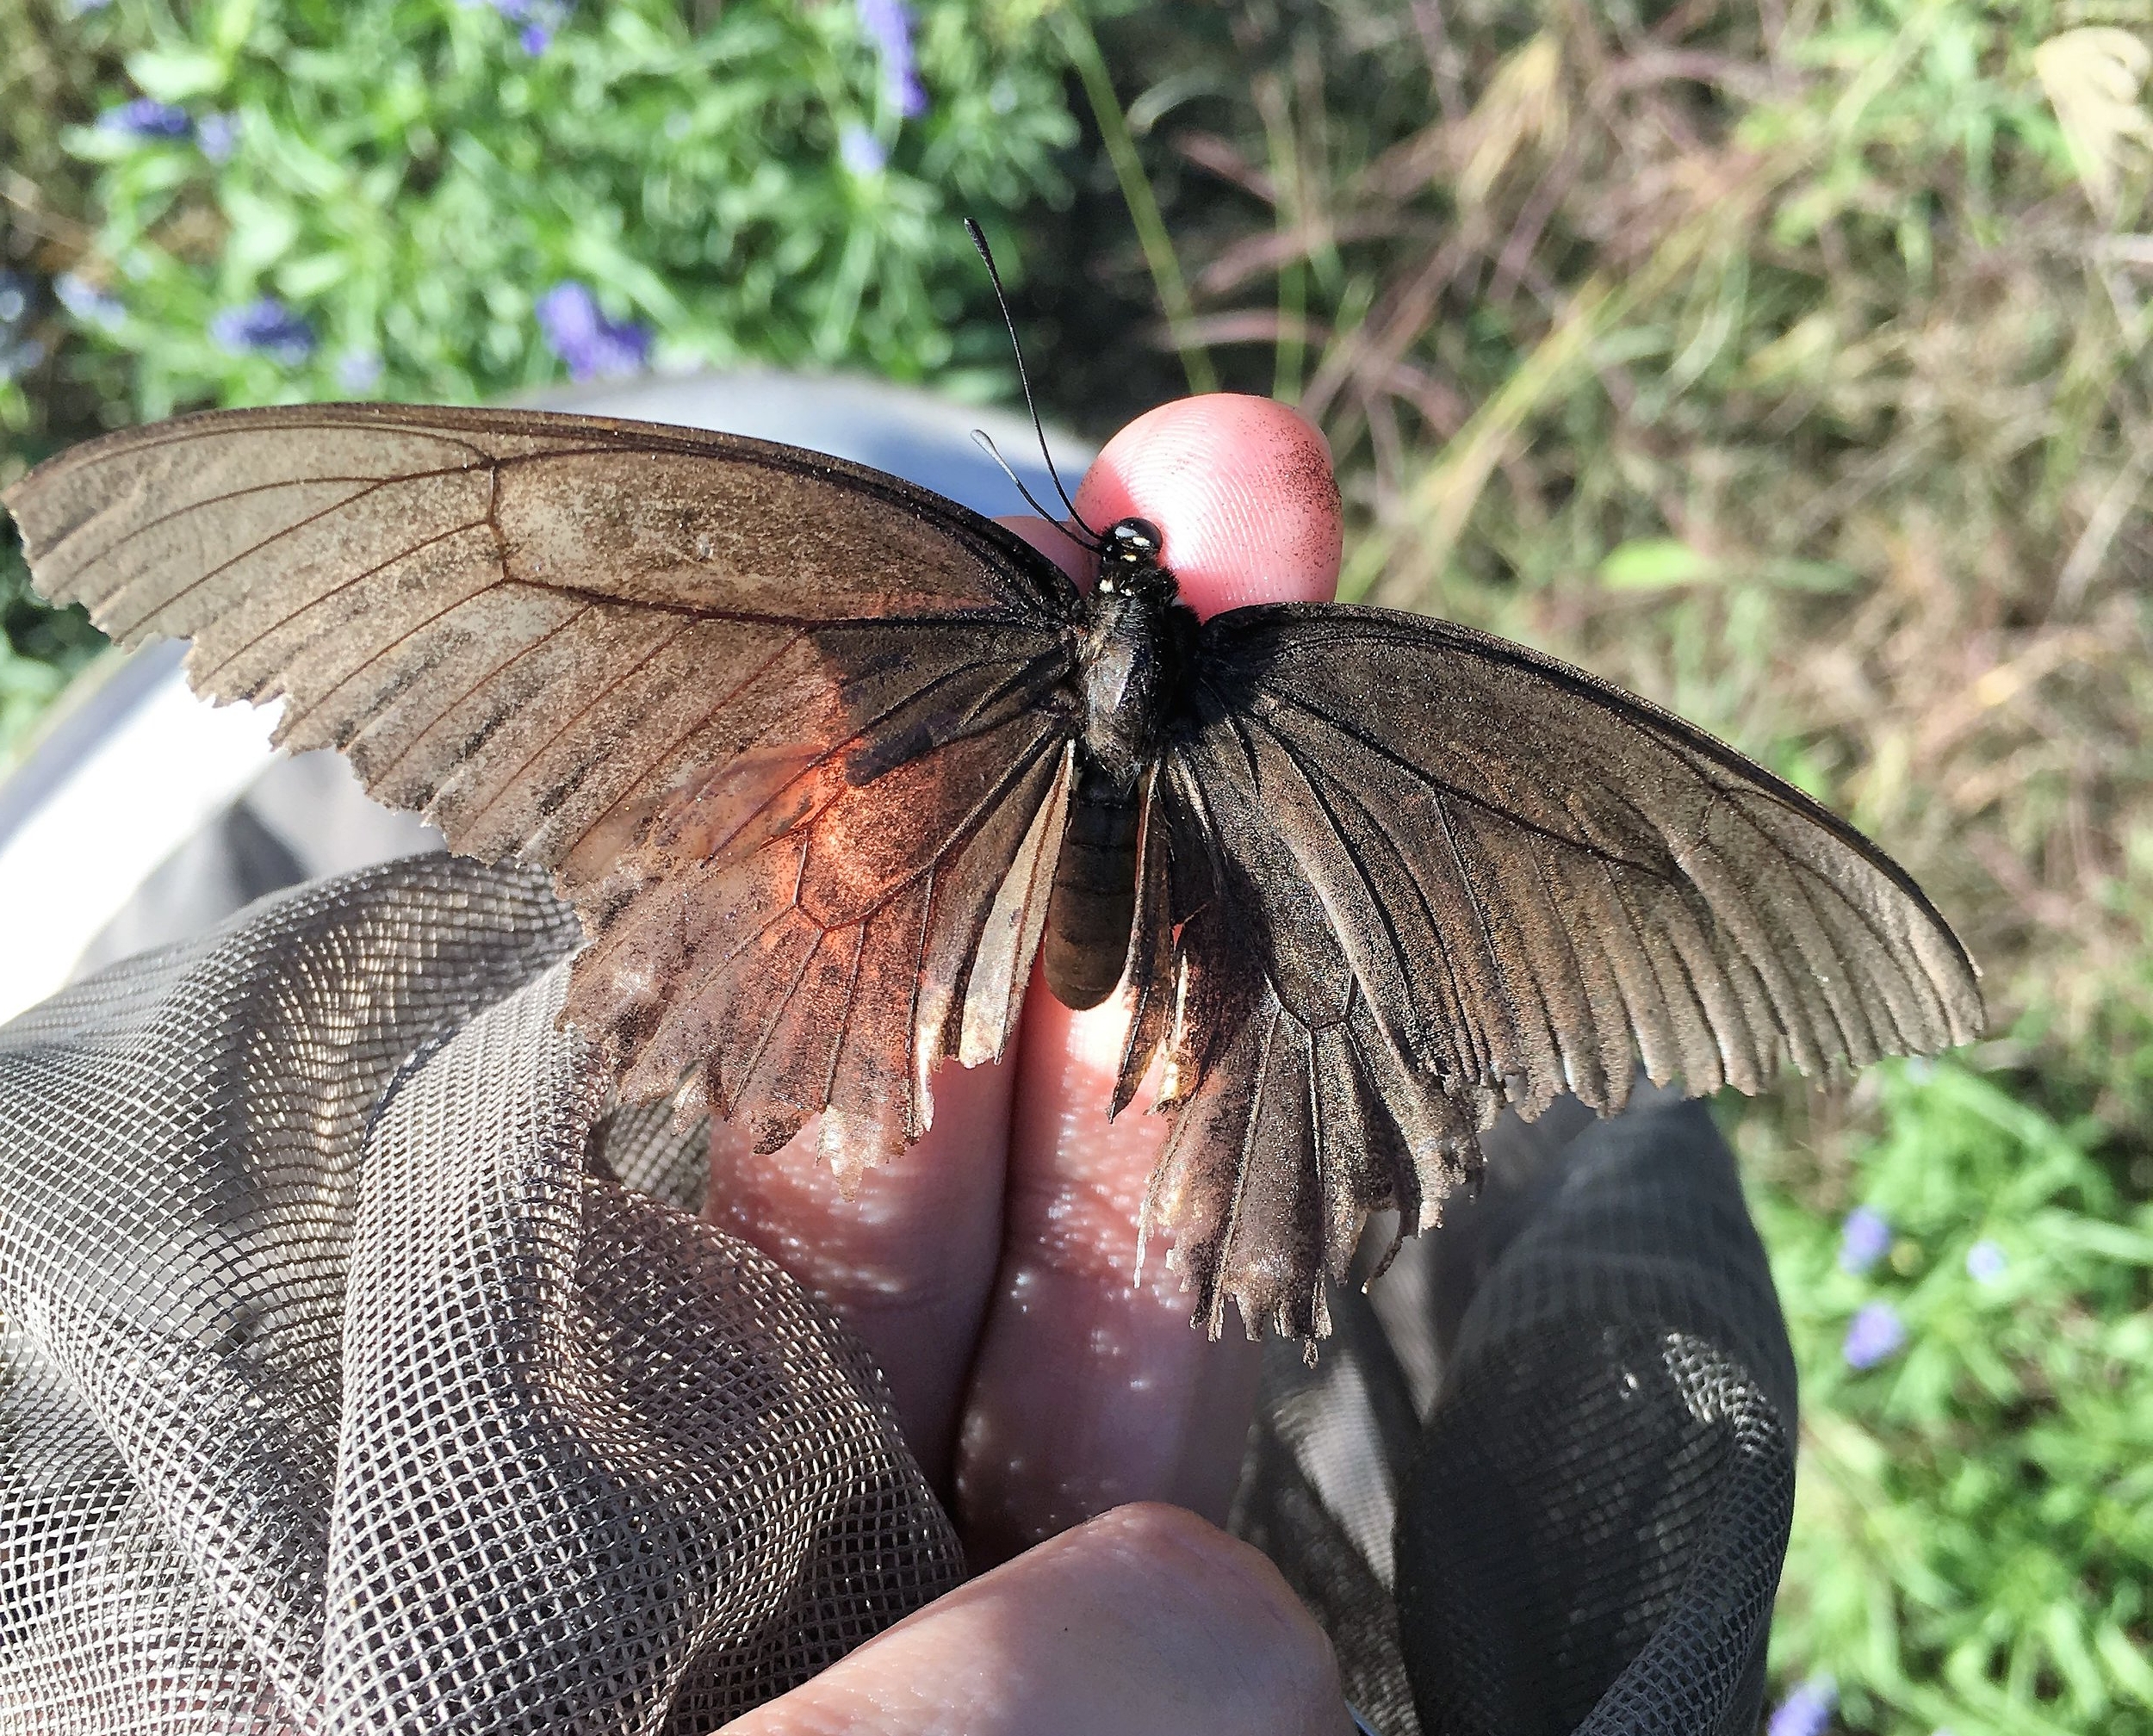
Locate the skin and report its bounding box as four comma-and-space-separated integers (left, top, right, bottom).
709, 394, 1353, 1736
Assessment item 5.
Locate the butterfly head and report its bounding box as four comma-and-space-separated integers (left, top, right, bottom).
1095, 517, 1174, 601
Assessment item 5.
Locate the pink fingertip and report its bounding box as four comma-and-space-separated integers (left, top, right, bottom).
1071, 395, 1343, 618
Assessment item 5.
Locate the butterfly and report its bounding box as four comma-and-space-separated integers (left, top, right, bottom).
3, 399, 1982, 1341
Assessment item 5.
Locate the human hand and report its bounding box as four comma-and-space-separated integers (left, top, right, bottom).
709, 394, 1356, 1734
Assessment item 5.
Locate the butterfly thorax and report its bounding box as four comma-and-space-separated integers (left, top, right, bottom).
1044, 518, 1194, 1011
1076, 518, 1187, 790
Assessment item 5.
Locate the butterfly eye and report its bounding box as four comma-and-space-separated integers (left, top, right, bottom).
1109, 518, 1161, 559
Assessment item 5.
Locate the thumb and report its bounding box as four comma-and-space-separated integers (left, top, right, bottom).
1072, 394, 1343, 616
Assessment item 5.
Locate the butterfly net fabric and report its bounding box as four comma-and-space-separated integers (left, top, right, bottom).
0, 855, 1796, 1734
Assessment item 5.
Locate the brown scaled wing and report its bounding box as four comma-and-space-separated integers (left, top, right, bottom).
3, 404, 1083, 1175
1127, 604, 1982, 1342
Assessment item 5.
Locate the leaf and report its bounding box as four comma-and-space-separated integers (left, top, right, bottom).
1758, 558, 1859, 594
209, 0, 259, 60
2034, 28, 2153, 217
275, 253, 354, 301
1598, 537, 1716, 590
126, 49, 230, 102
2096, 1622, 2153, 1706
1457, 33, 1567, 206
219, 190, 302, 277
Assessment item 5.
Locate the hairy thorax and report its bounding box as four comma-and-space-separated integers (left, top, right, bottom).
1042, 519, 1198, 1010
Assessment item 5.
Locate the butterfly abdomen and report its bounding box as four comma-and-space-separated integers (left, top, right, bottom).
1044, 761, 1142, 1010
1043, 532, 1191, 1012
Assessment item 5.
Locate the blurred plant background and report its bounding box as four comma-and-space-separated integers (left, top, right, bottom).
3, 0, 2150, 1729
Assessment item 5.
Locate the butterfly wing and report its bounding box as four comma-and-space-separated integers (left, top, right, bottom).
4, 404, 1083, 1169
1134, 604, 1982, 1340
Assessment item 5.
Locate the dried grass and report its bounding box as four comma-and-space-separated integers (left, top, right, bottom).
1068, 0, 2153, 1162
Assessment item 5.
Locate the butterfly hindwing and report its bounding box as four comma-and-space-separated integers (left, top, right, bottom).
4, 403, 1085, 1162
1140, 603, 1982, 1336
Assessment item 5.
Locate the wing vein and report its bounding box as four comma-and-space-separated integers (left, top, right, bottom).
1426, 787, 1524, 1084
1238, 707, 1419, 1039
441, 614, 692, 834
1215, 1000, 1285, 1336
735, 923, 832, 1097
194, 517, 493, 699
1260, 685, 1682, 884
1327, 772, 1488, 1084
65, 467, 481, 610
102, 471, 487, 642
346, 600, 599, 784
821, 921, 875, 1114
642, 728, 1069, 1032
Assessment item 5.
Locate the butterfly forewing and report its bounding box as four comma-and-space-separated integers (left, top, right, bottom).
4, 404, 1085, 1163
1145, 603, 1982, 1337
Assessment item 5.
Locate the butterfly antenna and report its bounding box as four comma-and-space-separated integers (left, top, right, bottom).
965, 217, 1100, 539
971, 431, 1101, 549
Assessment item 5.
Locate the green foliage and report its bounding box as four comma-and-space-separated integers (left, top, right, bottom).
49, 0, 1074, 416
1, 363, 101, 761
0, 542, 102, 760
1752, 1063, 2153, 1733
0, 0, 1076, 761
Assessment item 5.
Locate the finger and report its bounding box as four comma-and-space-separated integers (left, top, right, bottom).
726, 1504, 1355, 1736
1070, 394, 1343, 617
705, 1059, 1014, 1486
955, 396, 1344, 1564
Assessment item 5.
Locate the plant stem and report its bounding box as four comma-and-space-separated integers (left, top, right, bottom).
1053, 9, 1219, 396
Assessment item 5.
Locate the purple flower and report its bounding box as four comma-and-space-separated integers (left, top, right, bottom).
55, 271, 125, 332
67, 0, 114, 12
1767, 1677, 1835, 1736
211, 297, 315, 363
485, 0, 570, 43
840, 124, 888, 177
0, 334, 45, 383
1966, 1240, 2007, 1283
1838, 1206, 1891, 1274
196, 113, 240, 163
99, 98, 192, 141
467, 0, 571, 50
335, 350, 383, 392
854, 0, 927, 119
1843, 1301, 1906, 1370
536, 282, 650, 381
0, 273, 43, 383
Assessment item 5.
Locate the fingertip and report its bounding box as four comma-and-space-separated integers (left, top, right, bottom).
1071, 395, 1343, 617
729, 1504, 1349, 1736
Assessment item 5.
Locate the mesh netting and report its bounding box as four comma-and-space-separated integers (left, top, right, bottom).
2, 856, 1796, 1733
1237, 1094, 1796, 1736
0, 858, 962, 1733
